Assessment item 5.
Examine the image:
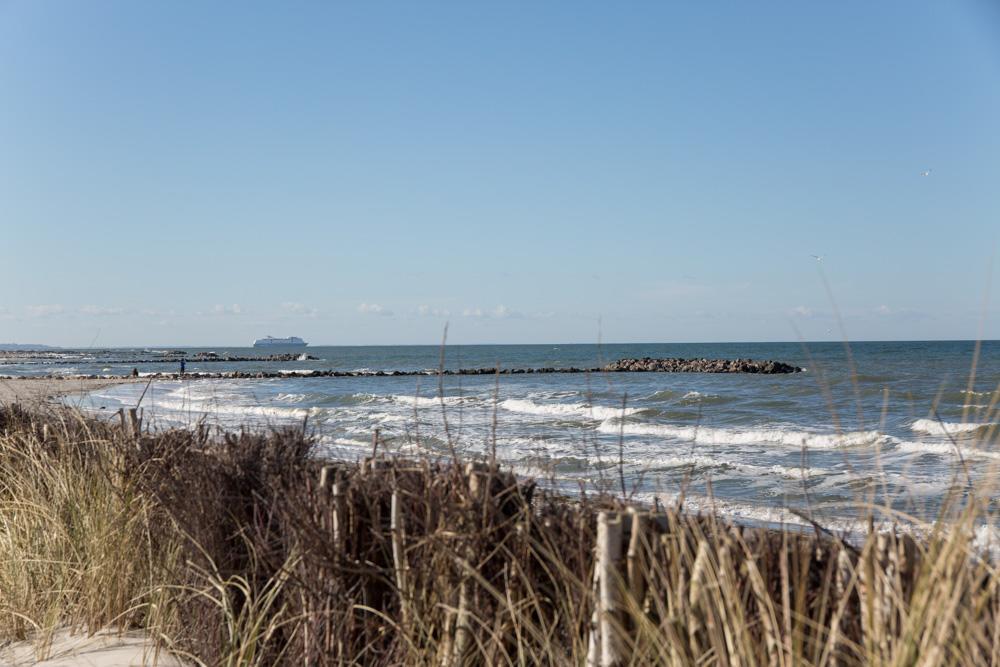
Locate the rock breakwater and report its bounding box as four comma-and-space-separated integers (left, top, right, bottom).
1, 352, 318, 365
8, 357, 804, 381
605, 357, 803, 374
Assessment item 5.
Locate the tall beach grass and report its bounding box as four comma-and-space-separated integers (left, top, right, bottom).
0, 398, 999, 665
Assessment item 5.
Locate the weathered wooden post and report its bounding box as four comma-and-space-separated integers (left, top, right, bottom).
450, 462, 488, 665
391, 486, 410, 627
319, 465, 334, 490
827, 545, 853, 664
127, 407, 140, 437
587, 511, 625, 667
626, 508, 648, 610
332, 471, 344, 553
858, 534, 881, 660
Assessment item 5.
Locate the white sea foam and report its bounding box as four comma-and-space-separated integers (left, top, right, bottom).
635, 492, 825, 529
910, 419, 997, 436
595, 453, 825, 479
679, 391, 723, 402
391, 394, 476, 408
644, 390, 678, 401
759, 463, 826, 479
328, 437, 369, 448
370, 412, 407, 424
501, 398, 641, 420
153, 395, 324, 422
597, 419, 882, 449
526, 390, 580, 400
637, 492, 915, 538
391, 395, 439, 408
893, 439, 1000, 461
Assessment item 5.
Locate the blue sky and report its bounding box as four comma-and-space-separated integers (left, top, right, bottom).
2, 1, 998, 346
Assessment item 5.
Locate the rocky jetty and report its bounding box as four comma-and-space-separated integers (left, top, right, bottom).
604, 357, 803, 374
14, 357, 804, 381
1, 352, 318, 365
186, 352, 318, 362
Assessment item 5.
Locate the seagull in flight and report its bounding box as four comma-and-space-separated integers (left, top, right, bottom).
811, 254, 824, 262
920, 169, 932, 177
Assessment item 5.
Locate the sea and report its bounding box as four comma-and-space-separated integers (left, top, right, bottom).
7, 341, 999, 532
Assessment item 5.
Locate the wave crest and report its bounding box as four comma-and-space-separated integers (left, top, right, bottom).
910, 419, 997, 436
501, 399, 642, 420
597, 419, 882, 449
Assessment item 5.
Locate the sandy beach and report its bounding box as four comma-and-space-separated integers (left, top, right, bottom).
0, 629, 185, 667
0, 377, 141, 406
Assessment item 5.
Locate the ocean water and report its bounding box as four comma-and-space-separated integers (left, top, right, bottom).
28, 341, 1000, 529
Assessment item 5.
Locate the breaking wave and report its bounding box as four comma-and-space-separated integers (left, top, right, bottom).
500, 398, 642, 421
595, 454, 826, 479
910, 419, 998, 437
391, 394, 478, 408
893, 439, 1000, 461
596, 419, 883, 449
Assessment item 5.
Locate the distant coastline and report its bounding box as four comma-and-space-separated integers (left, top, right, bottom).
0, 343, 58, 351
1, 338, 998, 351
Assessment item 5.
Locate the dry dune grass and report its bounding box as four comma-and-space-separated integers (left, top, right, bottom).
1, 402, 1000, 665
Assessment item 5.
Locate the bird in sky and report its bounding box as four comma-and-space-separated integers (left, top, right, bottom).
811, 255, 824, 262
920, 169, 932, 177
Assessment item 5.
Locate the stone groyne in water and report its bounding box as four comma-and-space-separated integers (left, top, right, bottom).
0, 352, 318, 365
6, 357, 804, 380
604, 357, 802, 374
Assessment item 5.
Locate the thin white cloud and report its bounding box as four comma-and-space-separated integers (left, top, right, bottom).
197, 304, 243, 316
140, 308, 176, 317
463, 305, 525, 319
416, 305, 450, 318
79, 305, 126, 316
282, 302, 320, 317
358, 303, 393, 317
492, 305, 520, 319
26, 304, 64, 318
789, 306, 814, 318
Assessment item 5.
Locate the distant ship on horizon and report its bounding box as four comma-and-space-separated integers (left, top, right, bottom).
252, 336, 308, 348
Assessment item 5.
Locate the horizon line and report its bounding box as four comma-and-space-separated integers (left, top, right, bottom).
5, 338, 999, 349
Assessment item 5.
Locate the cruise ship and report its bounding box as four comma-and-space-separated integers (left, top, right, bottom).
252, 336, 308, 348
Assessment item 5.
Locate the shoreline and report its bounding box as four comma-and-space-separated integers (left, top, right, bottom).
0, 377, 142, 406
